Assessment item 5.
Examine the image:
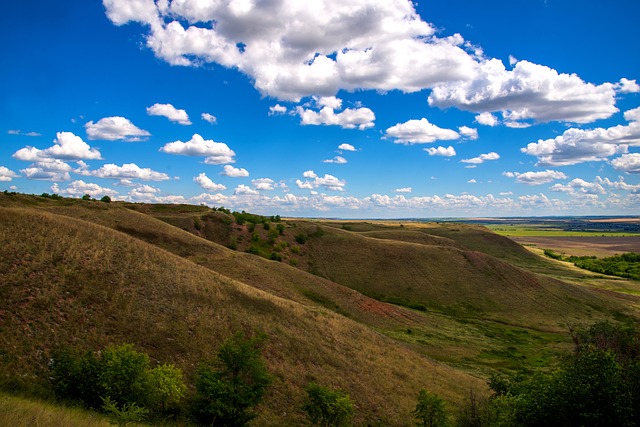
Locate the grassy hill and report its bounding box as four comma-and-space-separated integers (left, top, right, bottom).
1, 192, 639, 424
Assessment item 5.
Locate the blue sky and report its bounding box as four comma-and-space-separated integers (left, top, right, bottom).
1, 0, 639, 217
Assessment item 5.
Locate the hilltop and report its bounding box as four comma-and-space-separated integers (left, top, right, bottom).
1, 192, 639, 424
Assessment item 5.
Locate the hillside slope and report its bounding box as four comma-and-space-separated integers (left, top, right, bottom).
0, 206, 483, 425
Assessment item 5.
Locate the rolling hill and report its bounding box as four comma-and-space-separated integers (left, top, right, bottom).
1, 192, 639, 424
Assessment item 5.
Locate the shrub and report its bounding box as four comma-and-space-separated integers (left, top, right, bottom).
100, 195, 111, 203
82, 194, 91, 201
101, 396, 148, 426
303, 382, 354, 426
295, 233, 307, 244
194, 332, 272, 426
99, 343, 152, 408
412, 389, 448, 427
147, 363, 187, 413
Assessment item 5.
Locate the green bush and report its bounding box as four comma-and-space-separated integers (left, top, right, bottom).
413, 389, 448, 427
194, 332, 272, 426
302, 382, 354, 426
100, 195, 111, 203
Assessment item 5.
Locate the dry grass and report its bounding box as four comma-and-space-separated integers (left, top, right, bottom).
0, 205, 484, 425
0, 393, 117, 427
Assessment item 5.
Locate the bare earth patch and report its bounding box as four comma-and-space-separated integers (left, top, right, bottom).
510, 236, 640, 257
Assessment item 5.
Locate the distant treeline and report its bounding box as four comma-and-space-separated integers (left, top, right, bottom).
544, 250, 640, 280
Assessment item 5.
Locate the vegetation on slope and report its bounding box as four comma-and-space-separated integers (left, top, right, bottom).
0, 203, 483, 424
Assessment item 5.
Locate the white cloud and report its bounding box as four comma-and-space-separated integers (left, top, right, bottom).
51, 180, 119, 197
147, 103, 191, 125
0, 166, 19, 181
503, 170, 568, 185
596, 176, 640, 192
296, 179, 314, 190
550, 178, 606, 195
194, 172, 227, 191
461, 152, 500, 164
234, 184, 259, 195
425, 146, 456, 157
252, 178, 275, 191
160, 134, 236, 164
20, 160, 73, 182
323, 156, 347, 164
7, 130, 41, 137
475, 112, 499, 127
394, 187, 412, 193
521, 109, 640, 166
13, 132, 102, 161
221, 165, 249, 177
296, 97, 375, 130
338, 143, 356, 152
296, 171, 346, 192
269, 104, 288, 115
616, 78, 640, 94
429, 59, 618, 124
85, 116, 150, 141
201, 112, 217, 124
104, 0, 623, 126
89, 163, 170, 181
458, 126, 478, 140
385, 118, 459, 144
611, 153, 640, 174
467, 179, 477, 183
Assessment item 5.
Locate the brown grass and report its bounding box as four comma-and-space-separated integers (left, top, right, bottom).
0, 206, 484, 425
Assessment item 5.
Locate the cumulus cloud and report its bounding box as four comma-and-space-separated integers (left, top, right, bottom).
596, 176, 640, 192
296, 97, 375, 130
503, 170, 568, 185
160, 134, 236, 164
13, 132, 102, 162
475, 112, 499, 126
234, 184, 260, 196
429, 59, 618, 124
85, 116, 150, 141
0, 166, 19, 181
252, 178, 276, 191
616, 78, 640, 94
323, 156, 347, 164
147, 103, 191, 125
385, 118, 459, 144
51, 180, 119, 197
103, 0, 624, 125
521, 107, 640, 166
458, 126, 478, 140
296, 170, 346, 191
611, 153, 640, 174
221, 165, 249, 177
194, 172, 226, 191
269, 104, 288, 115
461, 152, 499, 164
201, 112, 217, 124
20, 159, 74, 182
425, 146, 456, 157
338, 143, 357, 152
89, 163, 170, 181
550, 178, 606, 195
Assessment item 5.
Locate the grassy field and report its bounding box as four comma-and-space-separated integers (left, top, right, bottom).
2, 193, 640, 424
486, 224, 640, 237
0, 393, 120, 427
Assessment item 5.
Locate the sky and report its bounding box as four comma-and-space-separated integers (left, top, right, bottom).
1, 0, 639, 218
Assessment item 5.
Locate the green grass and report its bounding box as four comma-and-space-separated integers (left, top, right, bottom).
487, 225, 640, 237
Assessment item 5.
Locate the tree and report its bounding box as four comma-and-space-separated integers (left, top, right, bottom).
99, 343, 152, 408
412, 389, 448, 427
100, 195, 111, 203
194, 332, 272, 426
303, 382, 354, 427
147, 363, 186, 413
82, 193, 91, 200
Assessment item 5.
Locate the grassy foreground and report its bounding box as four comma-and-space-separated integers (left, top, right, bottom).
0, 393, 118, 427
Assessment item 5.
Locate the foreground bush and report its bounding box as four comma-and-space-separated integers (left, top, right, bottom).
194, 332, 272, 426
302, 382, 354, 426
